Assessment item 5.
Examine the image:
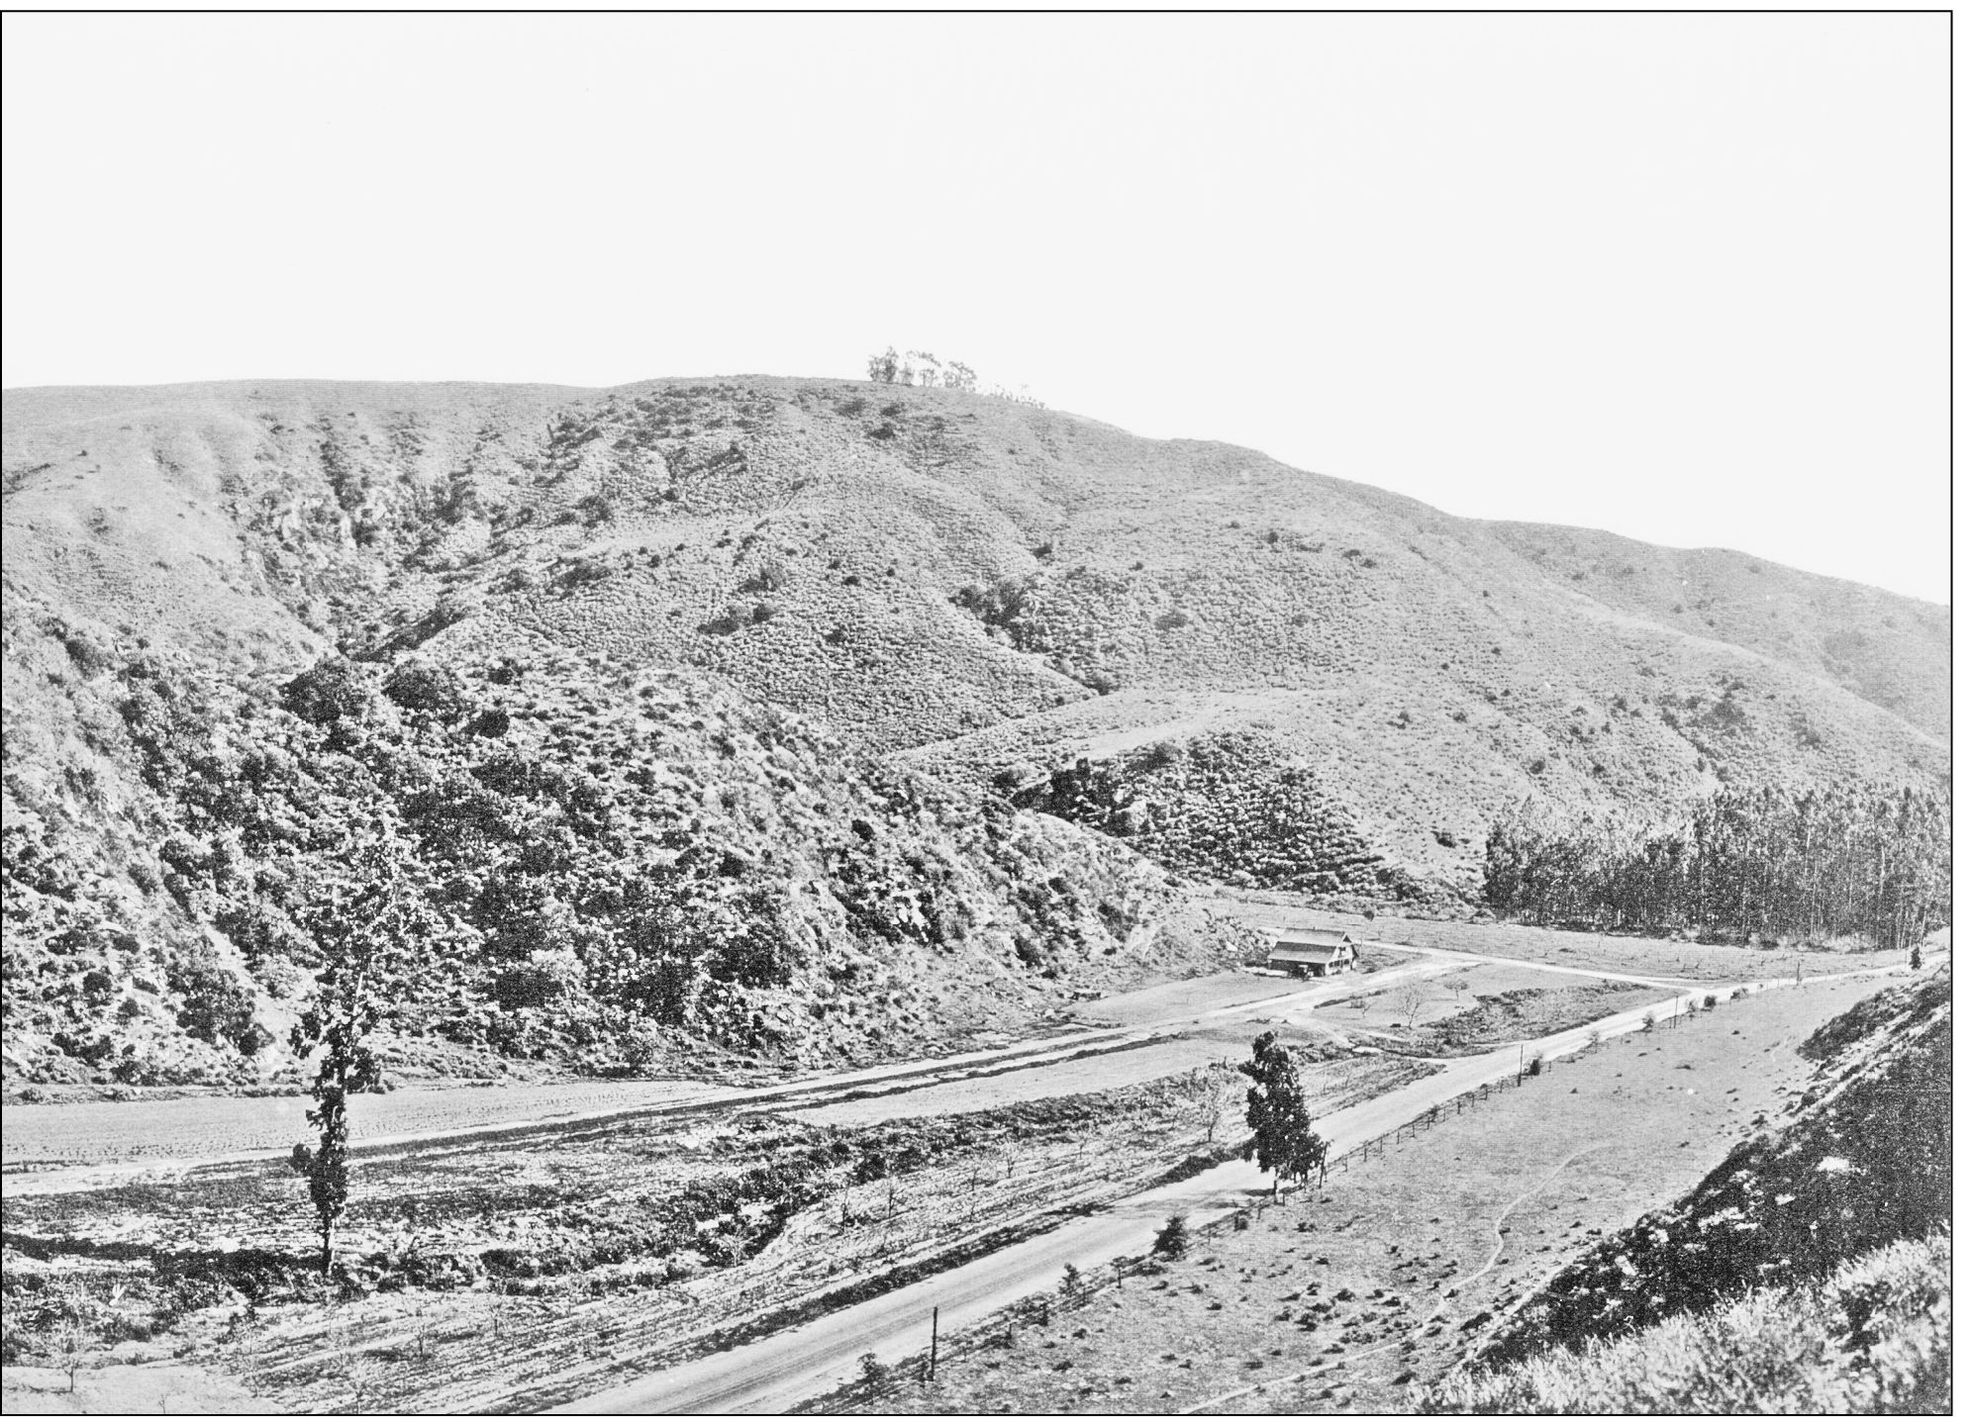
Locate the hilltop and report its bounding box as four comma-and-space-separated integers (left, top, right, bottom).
1, 376, 1950, 1082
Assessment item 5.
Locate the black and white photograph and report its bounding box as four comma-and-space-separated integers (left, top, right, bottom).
0, 11, 1951, 1415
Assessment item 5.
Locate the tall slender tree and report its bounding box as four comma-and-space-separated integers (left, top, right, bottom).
290, 825, 448, 1272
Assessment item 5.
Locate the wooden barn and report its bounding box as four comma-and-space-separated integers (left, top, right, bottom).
1266, 928, 1358, 978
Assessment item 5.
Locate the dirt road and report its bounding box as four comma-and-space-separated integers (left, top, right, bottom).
0, 962, 1450, 1195
557, 966, 1861, 1415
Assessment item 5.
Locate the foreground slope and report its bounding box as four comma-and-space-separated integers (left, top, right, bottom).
1424, 959, 1952, 1411
1425, 1231, 1949, 1413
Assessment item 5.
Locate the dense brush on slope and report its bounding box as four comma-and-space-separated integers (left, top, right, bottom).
3, 597, 1235, 1086
1471, 965, 1950, 1368
0, 377, 1950, 1080
1010, 732, 1441, 900
1421, 1231, 1950, 1413
3, 378, 1947, 901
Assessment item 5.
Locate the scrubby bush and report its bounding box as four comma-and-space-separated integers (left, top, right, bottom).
280, 657, 368, 725
739, 558, 787, 594
167, 961, 267, 1057
382, 659, 465, 720
1154, 1212, 1191, 1259
699, 606, 750, 637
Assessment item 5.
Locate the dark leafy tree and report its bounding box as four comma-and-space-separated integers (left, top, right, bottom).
1154, 1212, 1191, 1259
1059, 1262, 1087, 1309
1238, 1031, 1322, 1200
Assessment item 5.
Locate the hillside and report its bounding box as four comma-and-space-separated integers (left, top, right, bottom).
1424, 1231, 1949, 1413
2, 628, 1251, 1086
1, 376, 1950, 1082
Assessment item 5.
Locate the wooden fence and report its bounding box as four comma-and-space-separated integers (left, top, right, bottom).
791, 1036, 1617, 1412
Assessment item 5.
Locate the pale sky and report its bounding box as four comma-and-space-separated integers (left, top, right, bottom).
1, 13, 1949, 603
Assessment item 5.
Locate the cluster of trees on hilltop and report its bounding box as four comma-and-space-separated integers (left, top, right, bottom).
1483, 783, 1949, 949
866, 347, 977, 390
865, 347, 1046, 405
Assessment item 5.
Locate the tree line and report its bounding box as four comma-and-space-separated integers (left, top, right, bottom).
1482, 782, 1949, 948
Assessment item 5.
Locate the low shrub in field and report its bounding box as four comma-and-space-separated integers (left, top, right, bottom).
1153, 1213, 1191, 1259
1419, 1233, 1950, 1413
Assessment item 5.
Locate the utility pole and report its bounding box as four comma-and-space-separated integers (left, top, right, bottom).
929, 1307, 939, 1379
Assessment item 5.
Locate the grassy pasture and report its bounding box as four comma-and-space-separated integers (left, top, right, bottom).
850, 973, 1898, 1414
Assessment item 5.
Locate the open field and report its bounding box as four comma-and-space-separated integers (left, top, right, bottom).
0, 1077, 714, 1171
796, 1042, 1427, 1132
1, 1353, 278, 1415
3, 923, 1921, 1414
1321, 976, 1664, 1057
839, 973, 1903, 1414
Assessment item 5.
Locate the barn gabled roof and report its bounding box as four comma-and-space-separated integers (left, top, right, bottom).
1270, 927, 1357, 951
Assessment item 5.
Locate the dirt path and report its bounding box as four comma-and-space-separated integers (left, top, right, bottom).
1367, 940, 1704, 992
1447, 1142, 1608, 1298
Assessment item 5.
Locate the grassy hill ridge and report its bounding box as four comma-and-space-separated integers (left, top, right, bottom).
1, 375, 1949, 1081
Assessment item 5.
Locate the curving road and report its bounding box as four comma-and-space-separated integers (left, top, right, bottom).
555, 964, 1857, 1414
